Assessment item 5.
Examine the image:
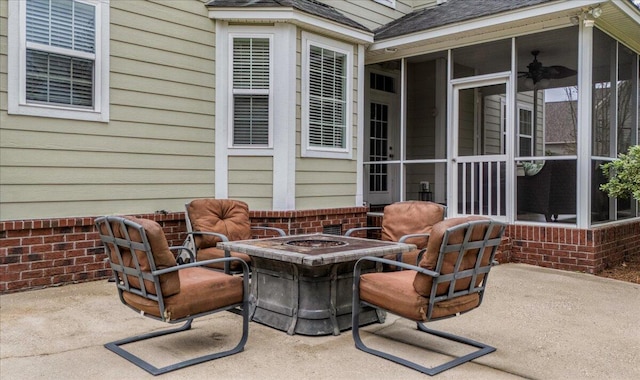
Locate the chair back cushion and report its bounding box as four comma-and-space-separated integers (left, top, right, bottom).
413, 216, 499, 297
381, 201, 445, 249
100, 216, 180, 297
187, 199, 252, 249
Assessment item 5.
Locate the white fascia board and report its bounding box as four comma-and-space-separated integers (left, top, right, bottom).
370, 0, 602, 51
610, 0, 640, 24
208, 8, 373, 44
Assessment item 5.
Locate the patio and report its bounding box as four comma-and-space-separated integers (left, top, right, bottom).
1, 263, 638, 379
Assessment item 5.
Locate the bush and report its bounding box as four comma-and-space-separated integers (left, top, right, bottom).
600, 145, 640, 201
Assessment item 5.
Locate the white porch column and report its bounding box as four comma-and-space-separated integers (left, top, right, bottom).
576, 19, 595, 229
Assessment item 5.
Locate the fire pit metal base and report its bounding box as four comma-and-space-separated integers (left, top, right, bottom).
218, 234, 415, 336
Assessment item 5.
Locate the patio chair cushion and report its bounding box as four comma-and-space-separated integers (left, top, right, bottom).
122, 267, 244, 321
195, 247, 251, 271
101, 216, 180, 297
187, 199, 252, 249
359, 270, 480, 321
381, 201, 445, 265
413, 216, 496, 297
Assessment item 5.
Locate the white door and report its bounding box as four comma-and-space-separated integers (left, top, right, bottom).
365, 71, 400, 205
450, 75, 511, 220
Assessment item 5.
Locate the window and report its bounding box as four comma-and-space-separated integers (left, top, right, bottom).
518, 107, 534, 156
302, 32, 353, 158
8, 0, 109, 121
230, 35, 272, 147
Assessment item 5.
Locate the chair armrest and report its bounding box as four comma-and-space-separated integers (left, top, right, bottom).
344, 226, 381, 236
398, 233, 430, 243
186, 231, 230, 242
354, 256, 440, 278
169, 246, 195, 262
153, 256, 250, 277
252, 226, 286, 236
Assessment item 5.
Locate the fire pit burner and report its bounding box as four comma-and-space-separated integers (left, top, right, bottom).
285, 239, 347, 248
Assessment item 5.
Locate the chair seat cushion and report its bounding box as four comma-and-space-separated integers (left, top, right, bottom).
122, 267, 244, 321
197, 247, 251, 271
360, 270, 480, 321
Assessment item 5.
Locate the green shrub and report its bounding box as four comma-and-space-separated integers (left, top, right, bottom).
600, 145, 640, 201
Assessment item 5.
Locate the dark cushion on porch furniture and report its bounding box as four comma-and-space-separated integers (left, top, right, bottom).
413, 216, 497, 297
122, 267, 244, 321
99, 216, 180, 297
518, 160, 576, 221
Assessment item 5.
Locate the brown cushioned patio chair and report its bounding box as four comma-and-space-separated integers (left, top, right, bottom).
345, 201, 446, 267
352, 216, 506, 376
95, 215, 249, 376
183, 199, 286, 274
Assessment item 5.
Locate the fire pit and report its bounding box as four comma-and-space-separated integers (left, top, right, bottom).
217, 233, 415, 335
285, 239, 347, 248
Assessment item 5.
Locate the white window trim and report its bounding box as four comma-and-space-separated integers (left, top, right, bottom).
374, 0, 396, 9
216, 27, 278, 156
301, 31, 353, 159
226, 29, 275, 155
7, 0, 110, 122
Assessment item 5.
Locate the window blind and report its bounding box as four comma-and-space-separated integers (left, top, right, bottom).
25, 0, 95, 107
308, 46, 346, 148
232, 37, 270, 145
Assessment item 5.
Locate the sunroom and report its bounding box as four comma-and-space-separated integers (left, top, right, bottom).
362, 4, 640, 232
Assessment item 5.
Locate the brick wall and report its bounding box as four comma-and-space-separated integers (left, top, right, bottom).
509, 219, 640, 273
0, 207, 368, 294
3, 208, 637, 294
0, 213, 188, 294
250, 207, 368, 236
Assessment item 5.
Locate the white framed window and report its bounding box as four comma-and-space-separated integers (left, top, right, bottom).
229, 33, 273, 148
8, 0, 110, 122
500, 99, 534, 157
301, 32, 353, 159
518, 107, 534, 156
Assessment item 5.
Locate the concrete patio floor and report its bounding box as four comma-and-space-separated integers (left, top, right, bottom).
1, 263, 639, 380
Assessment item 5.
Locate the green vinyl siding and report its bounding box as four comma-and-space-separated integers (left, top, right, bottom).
0, 0, 217, 220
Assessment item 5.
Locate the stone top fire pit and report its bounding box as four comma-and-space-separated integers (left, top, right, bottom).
218, 233, 415, 265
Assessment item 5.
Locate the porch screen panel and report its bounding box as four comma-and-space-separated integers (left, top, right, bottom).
232, 37, 270, 146
25, 0, 96, 107
308, 46, 346, 148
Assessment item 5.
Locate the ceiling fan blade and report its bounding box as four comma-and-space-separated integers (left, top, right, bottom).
543, 65, 577, 79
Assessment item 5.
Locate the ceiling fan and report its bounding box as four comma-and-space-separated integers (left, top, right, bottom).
519, 50, 576, 89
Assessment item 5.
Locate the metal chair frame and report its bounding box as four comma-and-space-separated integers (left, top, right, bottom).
96, 216, 250, 376
352, 219, 506, 376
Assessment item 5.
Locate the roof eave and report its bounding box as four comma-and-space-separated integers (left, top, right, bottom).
208, 7, 374, 44
370, 0, 602, 52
